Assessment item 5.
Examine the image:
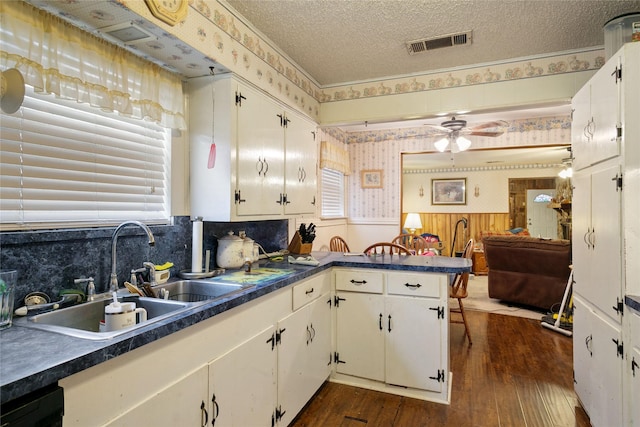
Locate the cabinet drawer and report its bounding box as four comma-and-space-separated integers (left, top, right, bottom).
387, 272, 444, 298
292, 273, 330, 310
335, 270, 383, 294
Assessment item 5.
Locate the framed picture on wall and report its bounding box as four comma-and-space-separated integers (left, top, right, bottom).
432, 178, 466, 205
361, 169, 383, 188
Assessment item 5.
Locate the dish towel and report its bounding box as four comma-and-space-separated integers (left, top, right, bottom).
288, 256, 320, 266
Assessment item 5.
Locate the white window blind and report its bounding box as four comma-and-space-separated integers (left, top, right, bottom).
0, 86, 170, 230
321, 168, 345, 218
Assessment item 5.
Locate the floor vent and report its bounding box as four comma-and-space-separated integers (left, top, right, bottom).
406, 31, 472, 55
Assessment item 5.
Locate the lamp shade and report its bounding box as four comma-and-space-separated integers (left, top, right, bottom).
434, 137, 449, 152
455, 136, 472, 152
403, 213, 422, 231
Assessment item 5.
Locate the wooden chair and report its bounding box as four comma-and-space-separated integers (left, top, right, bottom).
329, 236, 350, 252
391, 234, 432, 255
450, 238, 474, 344
363, 242, 411, 256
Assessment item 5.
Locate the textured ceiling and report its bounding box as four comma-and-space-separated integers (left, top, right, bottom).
225, 0, 640, 86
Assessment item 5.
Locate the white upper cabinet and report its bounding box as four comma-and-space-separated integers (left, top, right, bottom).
572, 44, 622, 171
188, 74, 317, 221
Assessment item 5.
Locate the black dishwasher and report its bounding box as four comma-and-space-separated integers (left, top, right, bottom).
1, 384, 64, 426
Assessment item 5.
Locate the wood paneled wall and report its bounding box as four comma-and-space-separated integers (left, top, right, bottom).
401, 213, 510, 256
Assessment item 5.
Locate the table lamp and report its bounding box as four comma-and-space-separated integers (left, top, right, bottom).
403, 213, 422, 235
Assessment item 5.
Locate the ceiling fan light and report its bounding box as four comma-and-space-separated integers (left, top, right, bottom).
455, 136, 472, 151
434, 137, 449, 152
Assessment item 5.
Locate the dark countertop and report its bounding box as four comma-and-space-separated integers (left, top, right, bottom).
0, 252, 470, 404
626, 295, 640, 314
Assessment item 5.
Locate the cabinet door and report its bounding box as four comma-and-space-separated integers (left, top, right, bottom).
589, 306, 623, 427
277, 306, 309, 427
306, 292, 332, 391
277, 293, 331, 427
573, 295, 624, 427
106, 366, 208, 426
235, 83, 284, 217
590, 53, 620, 166
572, 296, 592, 414
572, 83, 592, 171
571, 171, 591, 297
572, 165, 622, 320
385, 295, 445, 392
631, 344, 640, 427
209, 326, 277, 427
284, 113, 317, 215
335, 292, 384, 381
630, 312, 640, 427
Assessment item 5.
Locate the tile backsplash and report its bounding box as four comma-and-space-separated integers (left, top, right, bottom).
0, 216, 287, 309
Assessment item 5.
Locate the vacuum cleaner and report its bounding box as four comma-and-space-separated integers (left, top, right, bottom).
541, 269, 574, 336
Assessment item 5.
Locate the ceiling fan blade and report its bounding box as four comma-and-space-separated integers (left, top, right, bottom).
423, 124, 452, 133
397, 133, 432, 139
470, 120, 509, 130
469, 130, 505, 137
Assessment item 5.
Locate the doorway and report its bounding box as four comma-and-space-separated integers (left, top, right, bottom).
508, 177, 557, 230
526, 189, 558, 238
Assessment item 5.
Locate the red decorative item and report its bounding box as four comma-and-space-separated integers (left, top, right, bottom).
207, 143, 216, 169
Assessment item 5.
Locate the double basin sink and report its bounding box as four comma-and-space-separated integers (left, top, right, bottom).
15, 280, 254, 340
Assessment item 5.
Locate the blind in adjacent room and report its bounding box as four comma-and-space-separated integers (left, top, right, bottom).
321, 168, 345, 218
0, 86, 170, 230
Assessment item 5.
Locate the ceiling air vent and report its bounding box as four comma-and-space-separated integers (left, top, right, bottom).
406, 31, 472, 55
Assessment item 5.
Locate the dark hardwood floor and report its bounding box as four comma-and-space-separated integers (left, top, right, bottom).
291, 310, 591, 427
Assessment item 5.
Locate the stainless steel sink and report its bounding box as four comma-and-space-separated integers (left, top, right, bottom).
154, 280, 253, 303
15, 296, 193, 340
15, 280, 254, 340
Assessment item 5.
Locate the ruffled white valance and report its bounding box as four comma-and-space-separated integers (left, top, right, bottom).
320, 140, 351, 175
0, 1, 185, 129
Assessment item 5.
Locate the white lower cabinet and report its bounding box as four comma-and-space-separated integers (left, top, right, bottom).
277, 291, 331, 426
333, 269, 449, 402
628, 310, 640, 427
60, 267, 451, 425
573, 295, 624, 427
209, 326, 278, 426
106, 366, 208, 426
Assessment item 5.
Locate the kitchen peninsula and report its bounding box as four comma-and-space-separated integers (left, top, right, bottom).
1, 253, 470, 426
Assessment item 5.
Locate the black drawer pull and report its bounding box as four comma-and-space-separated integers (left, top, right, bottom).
404, 282, 422, 288
350, 279, 367, 285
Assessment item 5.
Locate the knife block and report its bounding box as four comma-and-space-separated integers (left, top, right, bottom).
287, 232, 313, 255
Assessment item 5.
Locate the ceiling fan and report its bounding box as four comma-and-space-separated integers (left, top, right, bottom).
418, 116, 509, 152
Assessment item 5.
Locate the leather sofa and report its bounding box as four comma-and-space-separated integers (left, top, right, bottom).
482, 235, 571, 311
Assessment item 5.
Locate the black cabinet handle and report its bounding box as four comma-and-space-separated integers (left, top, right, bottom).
388, 314, 392, 332
404, 282, 422, 288
211, 394, 219, 426
305, 287, 314, 295
379, 313, 383, 330
350, 279, 367, 285
201, 401, 208, 427
266, 333, 275, 350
